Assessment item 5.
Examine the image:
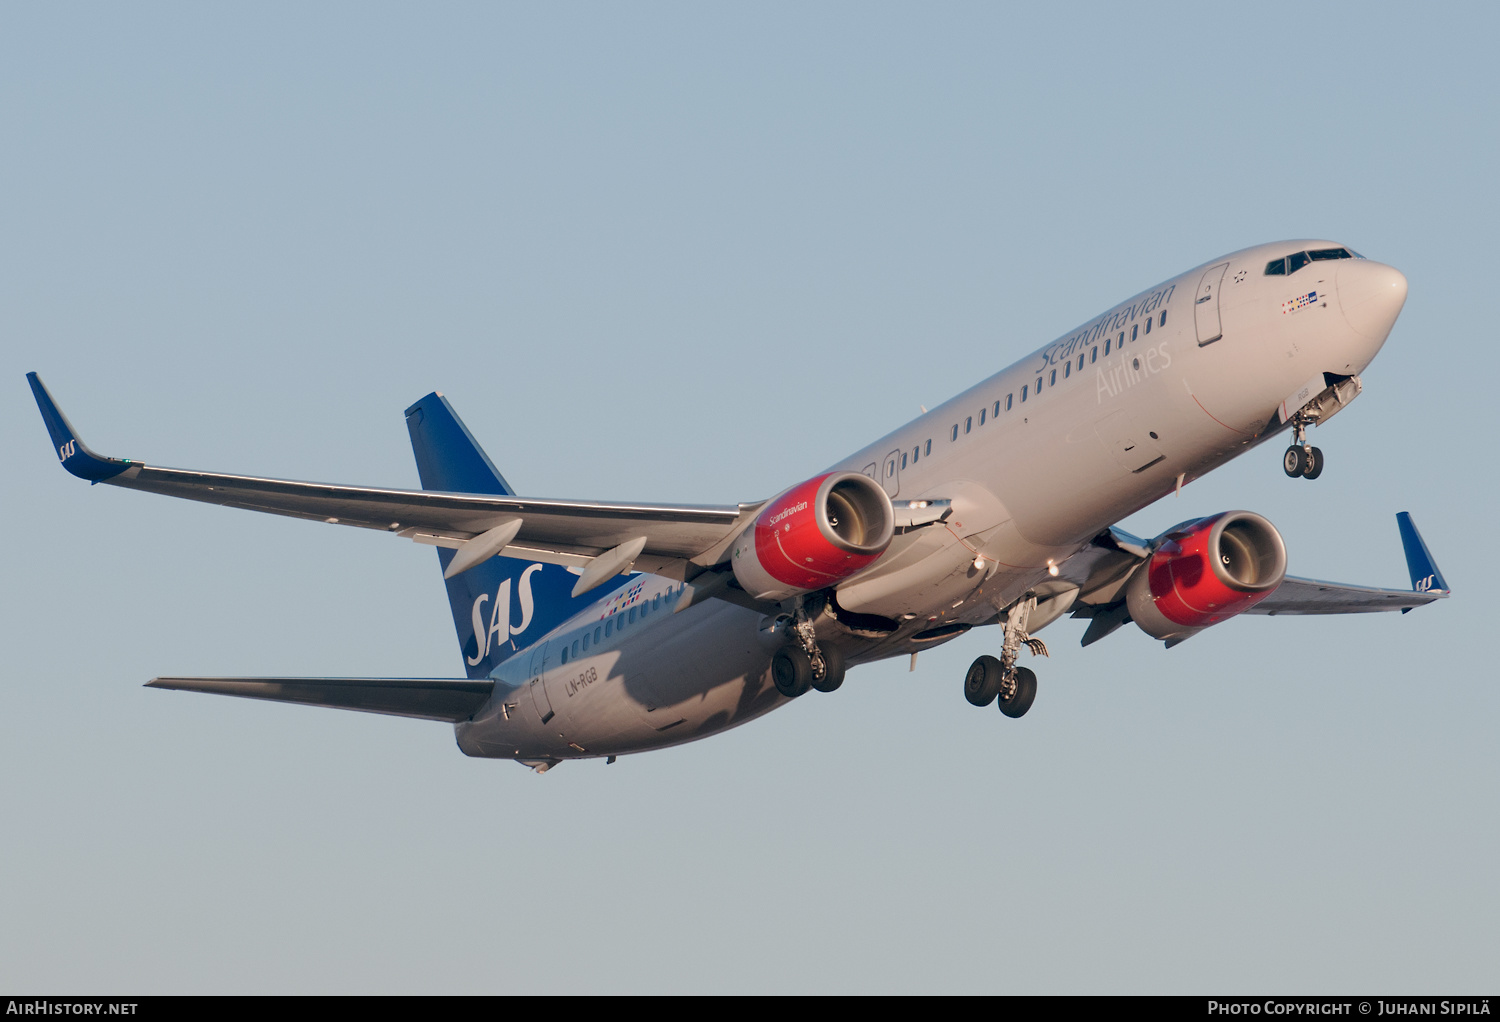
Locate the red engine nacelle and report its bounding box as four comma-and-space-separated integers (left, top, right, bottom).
730, 471, 895, 602
1126, 511, 1287, 641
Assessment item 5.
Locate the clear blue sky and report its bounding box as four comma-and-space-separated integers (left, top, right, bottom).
3, 1, 1496, 993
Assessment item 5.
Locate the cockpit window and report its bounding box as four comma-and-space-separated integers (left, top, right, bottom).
1266, 247, 1361, 276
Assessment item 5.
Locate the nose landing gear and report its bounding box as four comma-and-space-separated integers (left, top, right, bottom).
963, 595, 1047, 718
1282, 413, 1324, 480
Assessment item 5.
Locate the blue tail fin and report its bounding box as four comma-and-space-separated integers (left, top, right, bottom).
404, 393, 623, 678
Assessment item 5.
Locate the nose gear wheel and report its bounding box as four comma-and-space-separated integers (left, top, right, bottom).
1282, 412, 1325, 480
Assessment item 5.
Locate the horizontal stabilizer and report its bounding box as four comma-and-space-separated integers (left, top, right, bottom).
147, 676, 495, 722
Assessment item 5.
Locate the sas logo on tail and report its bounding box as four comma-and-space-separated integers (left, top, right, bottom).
467, 564, 543, 666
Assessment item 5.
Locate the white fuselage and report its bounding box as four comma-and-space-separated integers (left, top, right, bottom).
456, 240, 1408, 764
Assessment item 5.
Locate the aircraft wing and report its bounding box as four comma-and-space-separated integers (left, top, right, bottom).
147, 677, 495, 722
1247, 511, 1450, 615
1066, 511, 1449, 644
28, 373, 755, 581
1244, 576, 1444, 614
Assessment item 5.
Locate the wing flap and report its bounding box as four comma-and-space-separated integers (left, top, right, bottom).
147, 676, 496, 722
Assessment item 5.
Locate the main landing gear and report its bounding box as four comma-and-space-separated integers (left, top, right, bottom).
1282, 413, 1324, 480
771, 604, 846, 698
963, 595, 1047, 718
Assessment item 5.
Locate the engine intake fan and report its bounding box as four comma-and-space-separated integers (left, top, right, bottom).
731, 472, 894, 602
1126, 510, 1287, 641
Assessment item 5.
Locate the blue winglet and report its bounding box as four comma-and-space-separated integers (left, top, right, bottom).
26, 372, 134, 483
1396, 512, 1449, 611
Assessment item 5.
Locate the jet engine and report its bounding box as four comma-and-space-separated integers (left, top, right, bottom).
1126, 511, 1287, 641
731, 471, 895, 602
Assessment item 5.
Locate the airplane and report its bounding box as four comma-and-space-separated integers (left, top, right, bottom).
27, 239, 1450, 772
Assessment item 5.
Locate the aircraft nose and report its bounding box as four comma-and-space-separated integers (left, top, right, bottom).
1337, 259, 1408, 341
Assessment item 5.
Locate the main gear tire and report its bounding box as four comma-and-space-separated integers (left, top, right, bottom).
964, 655, 1004, 707
772, 647, 813, 698
998, 666, 1038, 718
811, 642, 846, 693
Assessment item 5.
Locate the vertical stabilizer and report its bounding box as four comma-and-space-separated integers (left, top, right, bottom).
404, 393, 624, 678
405, 392, 514, 496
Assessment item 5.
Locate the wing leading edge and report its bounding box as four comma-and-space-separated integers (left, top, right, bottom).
27, 373, 756, 580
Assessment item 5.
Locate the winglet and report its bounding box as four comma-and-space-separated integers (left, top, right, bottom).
1396, 512, 1449, 609
26, 372, 134, 482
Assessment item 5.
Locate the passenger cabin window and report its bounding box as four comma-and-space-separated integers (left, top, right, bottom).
979, 408, 986, 425
965, 416, 972, 433
993, 400, 1001, 417
1091, 347, 1098, 363
912, 445, 920, 463
950, 424, 959, 441
1049, 369, 1057, 385
1105, 338, 1111, 355
1005, 393, 1013, 411
1021, 385, 1028, 402
1064, 361, 1071, 378
1131, 324, 1139, 341
901, 452, 908, 469
1159, 310, 1167, 327
561, 647, 569, 664
924, 440, 931, 456
1144, 317, 1151, 335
